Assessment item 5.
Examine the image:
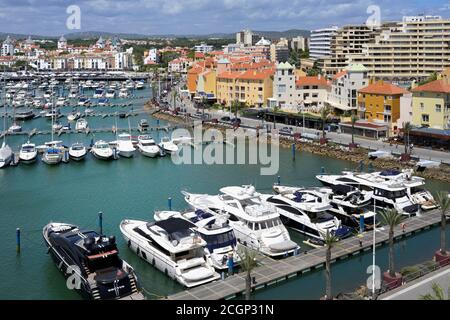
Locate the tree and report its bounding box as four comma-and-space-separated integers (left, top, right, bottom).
351, 112, 358, 145
322, 230, 340, 300
380, 209, 405, 278
320, 107, 332, 139
403, 122, 412, 155
237, 246, 258, 300
420, 283, 449, 300
436, 191, 450, 256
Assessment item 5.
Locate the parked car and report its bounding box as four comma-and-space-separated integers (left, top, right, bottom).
230, 118, 241, 125
279, 127, 293, 136
220, 116, 231, 122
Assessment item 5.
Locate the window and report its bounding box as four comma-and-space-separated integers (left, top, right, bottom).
420, 103, 424, 111
436, 104, 442, 112
422, 114, 429, 122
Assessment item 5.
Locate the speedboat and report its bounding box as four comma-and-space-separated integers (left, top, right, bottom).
85, 108, 94, 115
0, 141, 13, 168
8, 123, 22, 133
137, 135, 160, 158
98, 98, 109, 106
67, 111, 81, 122
93, 88, 105, 99
91, 140, 114, 160
56, 97, 66, 106
119, 88, 129, 98
45, 109, 60, 119
69, 143, 87, 161
75, 118, 88, 131
52, 122, 63, 131
138, 119, 149, 132
78, 97, 91, 106
135, 81, 145, 90
105, 89, 116, 98
19, 141, 37, 164
15, 109, 35, 121
116, 133, 135, 158
183, 186, 300, 258
154, 210, 241, 271
43, 222, 144, 300
120, 217, 220, 288
159, 137, 179, 154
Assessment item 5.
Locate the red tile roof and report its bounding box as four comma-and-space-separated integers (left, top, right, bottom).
333, 70, 347, 80
412, 79, 450, 93
296, 76, 329, 87
359, 82, 408, 95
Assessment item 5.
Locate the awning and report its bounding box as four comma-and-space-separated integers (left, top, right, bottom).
325, 100, 356, 111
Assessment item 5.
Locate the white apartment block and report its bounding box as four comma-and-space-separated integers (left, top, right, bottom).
326, 64, 369, 112
309, 26, 338, 60
271, 62, 298, 109
1, 36, 15, 56
144, 48, 159, 64
291, 36, 309, 51
168, 58, 193, 73
350, 15, 450, 82
194, 43, 213, 54
236, 29, 260, 46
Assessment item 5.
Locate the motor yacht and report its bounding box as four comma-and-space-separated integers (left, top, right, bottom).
119, 217, 220, 288
67, 111, 81, 122
137, 135, 160, 158
183, 185, 299, 258
159, 137, 179, 154
43, 222, 144, 300
116, 133, 135, 158
154, 210, 241, 271
75, 118, 88, 131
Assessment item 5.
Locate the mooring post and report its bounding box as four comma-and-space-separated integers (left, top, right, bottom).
292, 143, 295, 161
168, 197, 172, 211
16, 228, 20, 254
277, 175, 281, 185
98, 211, 103, 235
321, 167, 325, 174
359, 215, 365, 233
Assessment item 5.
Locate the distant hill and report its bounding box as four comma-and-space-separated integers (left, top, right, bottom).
0, 29, 311, 41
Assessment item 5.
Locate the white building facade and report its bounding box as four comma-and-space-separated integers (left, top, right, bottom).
309, 27, 338, 60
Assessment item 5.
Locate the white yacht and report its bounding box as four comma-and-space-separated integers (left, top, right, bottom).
8, 122, 22, 133
67, 111, 81, 122
119, 88, 129, 98
119, 217, 220, 288
93, 88, 105, 99
183, 185, 299, 258
78, 97, 91, 106
0, 141, 13, 168
56, 97, 66, 106
154, 210, 241, 271
116, 133, 135, 158
159, 137, 179, 154
317, 170, 420, 216
137, 135, 160, 158
69, 143, 87, 161
105, 89, 116, 98
261, 191, 351, 241
75, 118, 88, 132
19, 141, 37, 164
91, 140, 114, 160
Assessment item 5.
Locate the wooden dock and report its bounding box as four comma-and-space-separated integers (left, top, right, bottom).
167, 209, 445, 300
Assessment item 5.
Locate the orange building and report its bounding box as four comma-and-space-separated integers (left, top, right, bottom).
358, 81, 408, 134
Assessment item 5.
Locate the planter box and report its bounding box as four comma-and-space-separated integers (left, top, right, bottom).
383, 272, 403, 290
434, 251, 450, 267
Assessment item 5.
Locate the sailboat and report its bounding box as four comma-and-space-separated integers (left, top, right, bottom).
42, 91, 63, 165
0, 82, 13, 168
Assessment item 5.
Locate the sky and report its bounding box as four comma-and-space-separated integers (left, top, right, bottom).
0, 0, 449, 36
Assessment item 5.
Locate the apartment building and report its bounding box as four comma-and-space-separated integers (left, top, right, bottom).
326, 64, 370, 113
1, 36, 15, 56
295, 76, 330, 111
309, 27, 338, 60
236, 29, 260, 46
216, 69, 274, 108
411, 77, 450, 130
357, 81, 407, 134
168, 57, 193, 73
291, 36, 309, 52
270, 43, 289, 63
194, 43, 214, 54
322, 25, 379, 76
351, 15, 450, 82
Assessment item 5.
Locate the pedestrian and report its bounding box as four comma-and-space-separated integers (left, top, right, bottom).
227, 252, 234, 275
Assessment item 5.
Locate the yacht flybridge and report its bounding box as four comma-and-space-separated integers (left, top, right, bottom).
154, 210, 241, 271
43, 222, 144, 300
317, 170, 422, 216
183, 186, 299, 258
119, 217, 220, 288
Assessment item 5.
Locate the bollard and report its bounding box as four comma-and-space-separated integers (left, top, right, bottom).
277, 175, 281, 185
221, 272, 225, 280
98, 211, 103, 235
320, 167, 325, 174
359, 215, 365, 233
16, 228, 20, 254
156, 119, 160, 127
168, 197, 172, 211
292, 143, 295, 161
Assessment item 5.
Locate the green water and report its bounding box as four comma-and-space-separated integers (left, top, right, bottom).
0, 87, 449, 299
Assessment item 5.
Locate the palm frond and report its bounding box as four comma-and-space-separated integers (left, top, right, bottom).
436, 191, 450, 215
379, 208, 405, 228
236, 246, 258, 273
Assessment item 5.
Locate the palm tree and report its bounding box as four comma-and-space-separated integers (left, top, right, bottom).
237, 246, 258, 300
402, 122, 412, 155
436, 191, 450, 255
322, 230, 340, 300
351, 112, 358, 146
172, 90, 178, 111
320, 107, 331, 140
380, 209, 405, 278
420, 283, 449, 300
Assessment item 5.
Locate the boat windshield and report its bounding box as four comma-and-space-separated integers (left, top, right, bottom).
72, 145, 84, 151
86, 252, 121, 272
97, 143, 109, 149
374, 188, 406, 199
141, 142, 156, 146
200, 230, 236, 251
22, 145, 35, 152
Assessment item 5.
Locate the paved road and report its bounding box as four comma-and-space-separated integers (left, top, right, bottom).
163, 84, 450, 165
381, 265, 450, 300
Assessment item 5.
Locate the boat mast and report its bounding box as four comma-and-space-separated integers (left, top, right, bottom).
2, 68, 7, 144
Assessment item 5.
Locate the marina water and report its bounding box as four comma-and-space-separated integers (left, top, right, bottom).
0, 87, 449, 299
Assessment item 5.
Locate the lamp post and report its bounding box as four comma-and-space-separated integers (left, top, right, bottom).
372, 198, 377, 300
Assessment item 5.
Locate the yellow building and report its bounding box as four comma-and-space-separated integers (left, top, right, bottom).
411, 77, 450, 129
358, 81, 407, 133
196, 70, 217, 97
216, 69, 274, 108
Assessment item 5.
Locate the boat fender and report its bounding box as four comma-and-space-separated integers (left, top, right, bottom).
136, 247, 140, 255
152, 258, 155, 266
127, 240, 131, 247
164, 268, 168, 276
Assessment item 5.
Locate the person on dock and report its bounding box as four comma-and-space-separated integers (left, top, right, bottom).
227, 252, 234, 275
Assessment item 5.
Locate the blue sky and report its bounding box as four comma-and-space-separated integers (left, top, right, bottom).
0, 0, 449, 36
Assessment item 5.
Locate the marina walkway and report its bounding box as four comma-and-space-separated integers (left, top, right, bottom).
167, 209, 444, 300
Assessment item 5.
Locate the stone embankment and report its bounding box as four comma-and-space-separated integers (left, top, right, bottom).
146, 104, 450, 183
